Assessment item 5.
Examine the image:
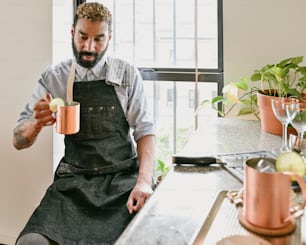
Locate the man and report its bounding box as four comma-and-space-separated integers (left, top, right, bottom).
13, 2, 155, 245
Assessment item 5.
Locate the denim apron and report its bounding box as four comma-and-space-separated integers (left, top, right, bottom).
18, 80, 138, 245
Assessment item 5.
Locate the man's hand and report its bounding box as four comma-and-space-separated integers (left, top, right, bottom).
13, 93, 56, 150
126, 180, 153, 214
32, 93, 56, 130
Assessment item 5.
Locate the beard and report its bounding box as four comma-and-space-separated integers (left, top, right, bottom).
72, 38, 108, 69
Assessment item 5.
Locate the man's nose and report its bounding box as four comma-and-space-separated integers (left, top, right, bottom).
84, 38, 95, 52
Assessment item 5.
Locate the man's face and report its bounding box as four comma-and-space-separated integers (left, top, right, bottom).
71, 18, 112, 68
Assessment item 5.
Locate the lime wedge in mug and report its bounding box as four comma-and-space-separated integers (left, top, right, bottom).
49, 97, 65, 112
276, 151, 305, 178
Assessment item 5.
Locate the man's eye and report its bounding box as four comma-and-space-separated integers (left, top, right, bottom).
79, 34, 88, 40
95, 37, 105, 42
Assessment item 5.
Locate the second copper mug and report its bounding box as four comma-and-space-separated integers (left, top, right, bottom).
56, 102, 80, 135
243, 157, 306, 229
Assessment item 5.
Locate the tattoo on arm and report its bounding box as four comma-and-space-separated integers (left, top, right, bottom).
13, 123, 38, 150
14, 129, 30, 148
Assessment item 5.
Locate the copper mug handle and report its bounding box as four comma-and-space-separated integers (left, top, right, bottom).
282, 171, 306, 223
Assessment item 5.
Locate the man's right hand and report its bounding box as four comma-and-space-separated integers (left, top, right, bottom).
32, 93, 56, 130
13, 93, 56, 150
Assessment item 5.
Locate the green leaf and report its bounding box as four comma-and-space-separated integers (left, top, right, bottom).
156, 159, 165, 171
240, 99, 251, 105
238, 107, 253, 116
298, 67, 306, 75
295, 110, 306, 122
212, 96, 224, 104
286, 88, 300, 97
250, 73, 261, 81
199, 99, 210, 107
291, 56, 303, 65
279, 57, 294, 67
235, 79, 248, 90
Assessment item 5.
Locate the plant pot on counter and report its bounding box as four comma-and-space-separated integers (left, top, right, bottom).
257, 92, 297, 136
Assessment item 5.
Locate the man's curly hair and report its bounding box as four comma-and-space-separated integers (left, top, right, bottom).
74, 2, 112, 31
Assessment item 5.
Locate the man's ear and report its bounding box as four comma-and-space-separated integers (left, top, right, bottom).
108, 33, 112, 41
71, 25, 75, 37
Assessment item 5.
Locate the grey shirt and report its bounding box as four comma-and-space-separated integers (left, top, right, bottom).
17, 56, 155, 141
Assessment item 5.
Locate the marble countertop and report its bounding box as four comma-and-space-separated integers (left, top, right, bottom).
181, 118, 281, 156
115, 118, 305, 245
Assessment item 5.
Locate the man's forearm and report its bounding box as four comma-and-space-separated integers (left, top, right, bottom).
136, 135, 156, 186
13, 118, 41, 150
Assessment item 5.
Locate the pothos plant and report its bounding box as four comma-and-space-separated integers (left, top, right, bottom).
197, 56, 306, 119
155, 159, 171, 183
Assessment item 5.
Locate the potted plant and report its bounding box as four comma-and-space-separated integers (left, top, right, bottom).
155, 159, 171, 185
198, 56, 306, 135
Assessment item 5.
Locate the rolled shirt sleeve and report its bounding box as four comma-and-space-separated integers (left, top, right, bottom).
113, 67, 155, 142
16, 61, 70, 126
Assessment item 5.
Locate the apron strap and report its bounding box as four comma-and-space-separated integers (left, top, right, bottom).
66, 60, 76, 104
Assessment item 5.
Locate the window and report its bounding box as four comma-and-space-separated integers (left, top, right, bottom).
53, 0, 223, 167
87, 0, 221, 68
188, 89, 195, 108
167, 89, 173, 106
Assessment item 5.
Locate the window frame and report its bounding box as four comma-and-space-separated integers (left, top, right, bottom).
136, 0, 224, 99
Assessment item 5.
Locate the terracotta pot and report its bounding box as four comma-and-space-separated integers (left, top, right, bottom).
257, 92, 297, 136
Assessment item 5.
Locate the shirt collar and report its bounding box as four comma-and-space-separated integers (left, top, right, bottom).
75, 55, 107, 81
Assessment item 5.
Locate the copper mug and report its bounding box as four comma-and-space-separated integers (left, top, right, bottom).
56, 102, 80, 135
243, 157, 306, 229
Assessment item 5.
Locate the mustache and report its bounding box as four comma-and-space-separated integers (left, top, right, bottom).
79, 52, 97, 57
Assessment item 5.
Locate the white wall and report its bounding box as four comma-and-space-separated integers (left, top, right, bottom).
52, 0, 73, 171
0, 1, 52, 244
223, 0, 306, 86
